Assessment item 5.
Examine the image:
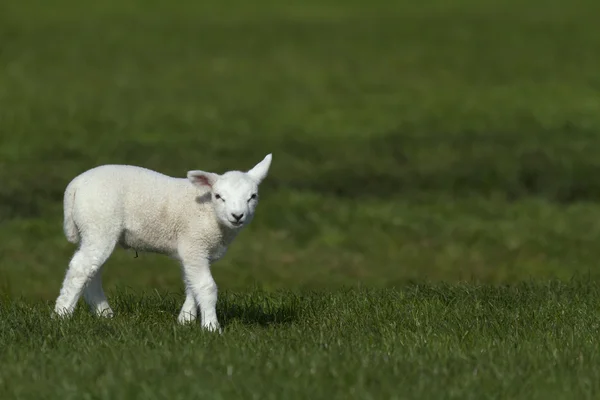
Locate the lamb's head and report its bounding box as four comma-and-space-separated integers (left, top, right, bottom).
187, 154, 272, 230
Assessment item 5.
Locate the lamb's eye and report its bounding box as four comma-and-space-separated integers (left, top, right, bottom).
249, 193, 257, 201
215, 194, 223, 200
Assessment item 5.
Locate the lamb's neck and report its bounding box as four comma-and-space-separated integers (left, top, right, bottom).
218, 223, 240, 246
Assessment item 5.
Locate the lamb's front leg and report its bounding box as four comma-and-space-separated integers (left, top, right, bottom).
180, 256, 221, 332
177, 287, 198, 324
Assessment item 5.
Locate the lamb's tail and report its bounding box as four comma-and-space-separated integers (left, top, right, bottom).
63, 179, 80, 244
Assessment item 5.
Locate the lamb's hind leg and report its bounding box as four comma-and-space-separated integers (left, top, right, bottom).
83, 268, 113, 317
54, 238, 116, 317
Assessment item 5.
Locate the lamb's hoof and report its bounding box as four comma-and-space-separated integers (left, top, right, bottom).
178, 312, 197, 325
52, 306, 72, 319
203, 321, 222, 334
95, 308, 114, 318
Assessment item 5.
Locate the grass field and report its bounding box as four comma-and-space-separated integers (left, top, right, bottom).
2, 0, 600, 398
2, 282, 600, 399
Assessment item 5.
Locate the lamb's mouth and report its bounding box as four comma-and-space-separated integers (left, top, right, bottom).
230, 220, 244, 227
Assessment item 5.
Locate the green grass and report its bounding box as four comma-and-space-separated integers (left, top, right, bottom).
2, 0, 600, 397
2, 282, 600, 399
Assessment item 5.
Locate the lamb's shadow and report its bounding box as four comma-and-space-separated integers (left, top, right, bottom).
218, 295, 299, 327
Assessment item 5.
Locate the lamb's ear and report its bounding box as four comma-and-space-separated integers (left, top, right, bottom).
247, 153, 272, 184
187, 170, 219, 188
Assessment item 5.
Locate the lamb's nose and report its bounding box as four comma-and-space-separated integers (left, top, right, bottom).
232, 213, 244, 221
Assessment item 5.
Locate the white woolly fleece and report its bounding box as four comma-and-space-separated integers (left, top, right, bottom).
54, 154, 272, 332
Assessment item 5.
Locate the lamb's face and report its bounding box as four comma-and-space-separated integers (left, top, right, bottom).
210, 172, 260, 229
187, 154, 272, 231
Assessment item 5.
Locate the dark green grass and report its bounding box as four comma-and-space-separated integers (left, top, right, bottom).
2, 0, 600, 296
2, 0, 600, 397
2, 282, 600, 399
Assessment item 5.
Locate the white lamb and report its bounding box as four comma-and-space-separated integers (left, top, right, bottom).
53, 154, 273, 332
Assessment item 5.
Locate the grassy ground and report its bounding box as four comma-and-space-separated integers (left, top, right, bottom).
1, 0, 600, 398
2, 282, 600, 399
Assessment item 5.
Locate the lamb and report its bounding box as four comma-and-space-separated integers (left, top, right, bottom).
53, 154, 273, 332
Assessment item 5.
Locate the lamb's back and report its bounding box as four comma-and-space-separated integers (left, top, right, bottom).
72, 166, 183, 239
69, 164, 218, 255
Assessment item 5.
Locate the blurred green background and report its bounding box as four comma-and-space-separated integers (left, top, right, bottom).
2, 0, 600, 300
